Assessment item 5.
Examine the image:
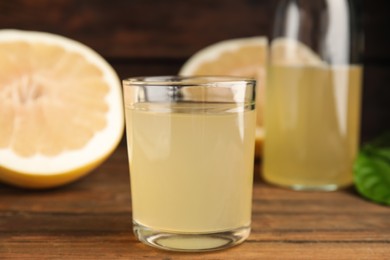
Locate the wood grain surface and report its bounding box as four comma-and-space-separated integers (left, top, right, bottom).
1, 144, 389, 259
1, 0, 390, 259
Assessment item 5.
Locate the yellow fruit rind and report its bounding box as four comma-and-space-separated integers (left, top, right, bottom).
0, 152, 111, 189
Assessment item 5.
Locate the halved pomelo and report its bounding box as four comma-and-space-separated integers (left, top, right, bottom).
0, 29, 124, 189
179, 37, 267, 157
270, 37, 325, 66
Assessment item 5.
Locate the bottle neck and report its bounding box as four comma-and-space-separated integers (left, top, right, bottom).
272, 0, 360, 65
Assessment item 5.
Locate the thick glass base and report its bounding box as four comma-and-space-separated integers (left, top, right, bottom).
284, 183, 345, 191
133, 221, 250, 252
264, 178, 352, 191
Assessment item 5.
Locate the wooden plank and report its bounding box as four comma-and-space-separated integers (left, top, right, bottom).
0, 0, 274, 59
1, 211, 389, 235
1, 145, 389, 259
364, 0, 390, 62
361, 65, 390, 140
1, 0, 389, 61
112, 58, 181, 78
1, 234, 390, 259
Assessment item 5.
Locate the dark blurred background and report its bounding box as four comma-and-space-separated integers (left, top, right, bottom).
1, 0, 388, 143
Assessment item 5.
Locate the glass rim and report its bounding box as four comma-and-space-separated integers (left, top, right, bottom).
122, 75, 256, 86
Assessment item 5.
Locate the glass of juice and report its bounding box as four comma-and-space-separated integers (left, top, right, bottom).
122, 76, 256, 252
263, 0, 363, 190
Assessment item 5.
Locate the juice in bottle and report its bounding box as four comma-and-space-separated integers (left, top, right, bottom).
263, 65, 362, 190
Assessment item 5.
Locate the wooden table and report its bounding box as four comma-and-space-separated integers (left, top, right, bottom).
1, 143, 389, 259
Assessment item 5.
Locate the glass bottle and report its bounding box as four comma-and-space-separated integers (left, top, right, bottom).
263, 0, 363, 190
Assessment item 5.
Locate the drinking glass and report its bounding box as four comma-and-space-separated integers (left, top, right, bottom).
122, 76, 256, 251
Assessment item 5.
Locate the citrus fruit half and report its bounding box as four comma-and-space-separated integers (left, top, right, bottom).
179, 37, 267, 157
0, 29, 124, 189
270, 37, 325, 66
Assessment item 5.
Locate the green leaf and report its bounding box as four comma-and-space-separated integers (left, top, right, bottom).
354, 131, 390, 205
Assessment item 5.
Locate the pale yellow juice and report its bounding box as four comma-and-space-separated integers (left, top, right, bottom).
263, 65, 362, 189
126, 104, 256, 232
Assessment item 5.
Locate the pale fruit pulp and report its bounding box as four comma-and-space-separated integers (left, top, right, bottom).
0, 30, 123, 189
263, 65, 362, 190
126, 104, 256, 232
